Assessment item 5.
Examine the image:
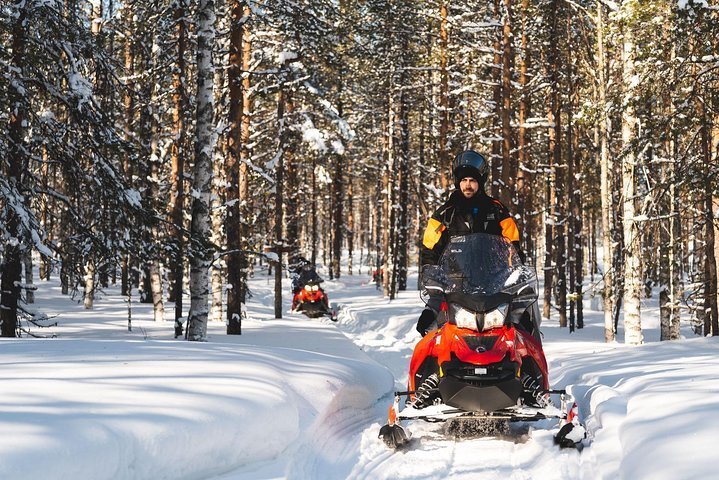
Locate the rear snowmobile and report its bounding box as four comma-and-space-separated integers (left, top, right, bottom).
292, 281, 337, 321
290, 262, 337, 321
379, 233, 585, 449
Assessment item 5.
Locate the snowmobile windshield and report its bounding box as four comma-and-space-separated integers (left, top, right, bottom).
428, 233, 536, 297
298, 267, 323, 285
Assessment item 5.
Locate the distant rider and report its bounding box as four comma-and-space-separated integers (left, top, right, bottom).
416, 149, 524, 336
289, 257, 330, 312
290, 257, 323, 294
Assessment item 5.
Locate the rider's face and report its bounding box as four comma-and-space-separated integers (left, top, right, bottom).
460, 177, 479, 198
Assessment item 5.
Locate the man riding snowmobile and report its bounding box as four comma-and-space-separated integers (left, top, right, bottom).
290, 257, 335, 320
416, 150, 523, 336
378, 150, 585, 449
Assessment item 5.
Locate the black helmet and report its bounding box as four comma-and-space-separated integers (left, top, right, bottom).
290, 256, 311, 272
452, 150, 489, 189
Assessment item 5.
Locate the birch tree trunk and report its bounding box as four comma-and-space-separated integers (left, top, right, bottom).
210, 114, 225, 323
84, 0, 103, 310
661, 15, 681, 341
121, 10, 136, 298
187, 0, 216, 341
598, 0, 615, 342
210, 1, 228, 324
620, 7, 643, 345
147, 32, 165, 323
210, 182, 224, 324
148, 261, 164, 322
84, 261, 95, 309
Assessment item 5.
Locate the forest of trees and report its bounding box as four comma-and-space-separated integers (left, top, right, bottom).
1, 0, 717, 342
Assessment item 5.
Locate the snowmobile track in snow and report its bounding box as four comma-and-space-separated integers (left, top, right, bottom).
285, 401, 378, 480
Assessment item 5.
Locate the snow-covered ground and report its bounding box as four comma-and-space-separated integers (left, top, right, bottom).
1, 264, 718, 480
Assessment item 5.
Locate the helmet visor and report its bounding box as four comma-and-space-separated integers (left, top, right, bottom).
452, 150, 487, 174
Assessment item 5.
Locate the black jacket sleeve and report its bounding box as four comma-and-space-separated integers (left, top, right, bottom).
512, 240, 526, 264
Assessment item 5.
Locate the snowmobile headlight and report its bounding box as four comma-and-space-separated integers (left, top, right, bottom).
312, 285, 319, 291
450, 303, 479, 331
481, 304, 509, 331
304, 285, 313, 292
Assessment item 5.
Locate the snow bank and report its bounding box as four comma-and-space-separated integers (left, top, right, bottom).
0, 282, 393, 480
550, 337, 719, 480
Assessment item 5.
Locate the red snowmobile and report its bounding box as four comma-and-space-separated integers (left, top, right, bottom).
292, 282, 336, 319
291, 264, 337, 321
379, 233, 585, 449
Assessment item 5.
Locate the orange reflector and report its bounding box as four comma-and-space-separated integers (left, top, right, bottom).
567, 402, 578, 423
388, 404, 397, 426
